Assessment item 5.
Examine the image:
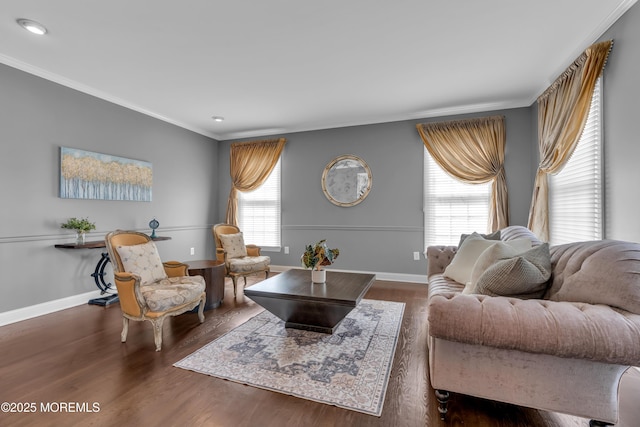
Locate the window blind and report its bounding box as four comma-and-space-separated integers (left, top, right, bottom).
549, 78, 602, 245
238, 158, 281, 248
423, 148, 491, 247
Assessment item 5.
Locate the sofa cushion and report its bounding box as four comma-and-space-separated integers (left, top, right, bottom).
141, 275, 205, 312
427, 291, 640, 365
444, 233, 531, 285
548, 240, 640, 314
219, 232, 248, 259
465, 243, 551, 299
116, 241, 168, 286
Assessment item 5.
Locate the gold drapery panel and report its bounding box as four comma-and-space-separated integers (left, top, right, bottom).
527, 40, 613, 241
416, 115, 509, 232
225, 137, 286, 226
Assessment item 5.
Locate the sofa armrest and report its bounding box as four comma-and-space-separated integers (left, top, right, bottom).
425, 245, 457, 278
428, 293, 640, 366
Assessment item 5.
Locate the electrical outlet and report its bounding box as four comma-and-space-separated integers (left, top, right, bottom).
190, 247, 195, 255
413, 251, 420, 261
284, 246, 289, 254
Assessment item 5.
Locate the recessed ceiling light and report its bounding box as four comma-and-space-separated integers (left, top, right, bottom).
211, 116, 225, 122
17, 18, 48, 35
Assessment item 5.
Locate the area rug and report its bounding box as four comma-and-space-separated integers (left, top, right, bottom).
174, 299, 405, 416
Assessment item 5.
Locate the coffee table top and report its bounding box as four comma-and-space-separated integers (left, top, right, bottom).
244, 269, 375, 306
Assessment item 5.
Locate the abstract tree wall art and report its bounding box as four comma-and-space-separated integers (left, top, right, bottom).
60, 147, 152, 201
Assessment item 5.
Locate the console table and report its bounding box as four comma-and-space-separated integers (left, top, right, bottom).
55, 236, 171, 306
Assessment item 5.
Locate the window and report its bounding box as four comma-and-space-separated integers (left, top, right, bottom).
237, 158, 281, 249
423, 149, 491, 247
549, 78, 602, 245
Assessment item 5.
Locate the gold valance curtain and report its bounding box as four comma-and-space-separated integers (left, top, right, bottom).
225, 137, 286, 226
416, 115, 509, 231
527, 40, 613, 241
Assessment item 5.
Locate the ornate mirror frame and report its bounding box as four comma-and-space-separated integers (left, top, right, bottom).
321, 154, 372, 207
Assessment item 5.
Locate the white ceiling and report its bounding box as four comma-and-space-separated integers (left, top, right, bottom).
1, 1, 636, 141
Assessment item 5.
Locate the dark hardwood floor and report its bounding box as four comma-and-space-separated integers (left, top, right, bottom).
1, 275, 638, 427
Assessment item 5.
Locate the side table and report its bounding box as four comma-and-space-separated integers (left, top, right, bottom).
187, 260, 225, 310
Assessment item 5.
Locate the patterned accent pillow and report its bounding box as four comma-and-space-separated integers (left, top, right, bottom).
219, 232, 248, 259
466, 241, 531, 290
465, 243, 551, 299
116, 241, 168, 286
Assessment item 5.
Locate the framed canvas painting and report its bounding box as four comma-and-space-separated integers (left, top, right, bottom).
60, 147, 152, 201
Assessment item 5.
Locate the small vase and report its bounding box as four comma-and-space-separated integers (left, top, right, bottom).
76, 231, 86, 245
311, 269, 326, 284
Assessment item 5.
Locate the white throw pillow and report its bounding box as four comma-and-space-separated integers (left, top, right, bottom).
444, 233, 531, 285
219, 232, 247, 259
116, 241, 168, 286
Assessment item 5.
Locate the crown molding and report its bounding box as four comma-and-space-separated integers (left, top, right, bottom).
529, 0, 637, 104
0, 53, 222, 141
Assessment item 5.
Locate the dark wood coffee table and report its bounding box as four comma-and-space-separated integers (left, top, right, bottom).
244, 269, 375, 334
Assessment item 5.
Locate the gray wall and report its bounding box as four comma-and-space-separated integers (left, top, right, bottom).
217, 107, 534, 278
598, 3, 640, 241
5, 0, 640, 314
0, 63, 219, 312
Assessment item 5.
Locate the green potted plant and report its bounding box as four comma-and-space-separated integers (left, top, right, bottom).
301, 239, 339, 283
61, 217, 96, 245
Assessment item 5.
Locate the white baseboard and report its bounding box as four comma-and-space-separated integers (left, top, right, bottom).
0, 290, 103, 327
270, 265, 427, 284
0, 267, 425, 327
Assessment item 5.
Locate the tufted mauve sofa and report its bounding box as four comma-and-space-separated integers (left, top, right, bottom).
425, 225, 640, 426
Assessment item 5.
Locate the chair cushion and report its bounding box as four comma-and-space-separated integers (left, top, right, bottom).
219, 232, 248, 259
464, 243, 551, 299
444, 233, 531, 285
141, 275, 205, 312
116, 241, 168, 286
227, 256, 270, 274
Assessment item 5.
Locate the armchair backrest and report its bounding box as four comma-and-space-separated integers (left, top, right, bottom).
105, 230, 152, 273
212, 223, 240, 250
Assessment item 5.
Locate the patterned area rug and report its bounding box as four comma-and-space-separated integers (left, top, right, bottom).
174, 299, 405, 416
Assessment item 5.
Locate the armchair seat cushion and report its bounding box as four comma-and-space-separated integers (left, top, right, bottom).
227, 256, 271, 274
141, 276, 205, 312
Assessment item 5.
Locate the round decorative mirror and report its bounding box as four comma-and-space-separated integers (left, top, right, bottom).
322, 155, 372, 207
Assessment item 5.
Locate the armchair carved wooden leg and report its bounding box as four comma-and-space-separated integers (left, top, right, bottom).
435, 389, 450, 421
232, 276, 238, 297
151, 317, 165, 352
198, 295, 205, 323
121, 317, 129, 343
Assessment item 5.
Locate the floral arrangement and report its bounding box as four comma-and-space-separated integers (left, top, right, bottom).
61, 217, 96, 233
301, 239, 339, 271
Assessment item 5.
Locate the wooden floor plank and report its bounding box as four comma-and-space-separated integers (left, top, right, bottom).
0, 275, 637, 426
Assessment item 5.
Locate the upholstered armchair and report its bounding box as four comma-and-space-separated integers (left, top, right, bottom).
105, 230, 206, 351
212, 223, 271, 297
